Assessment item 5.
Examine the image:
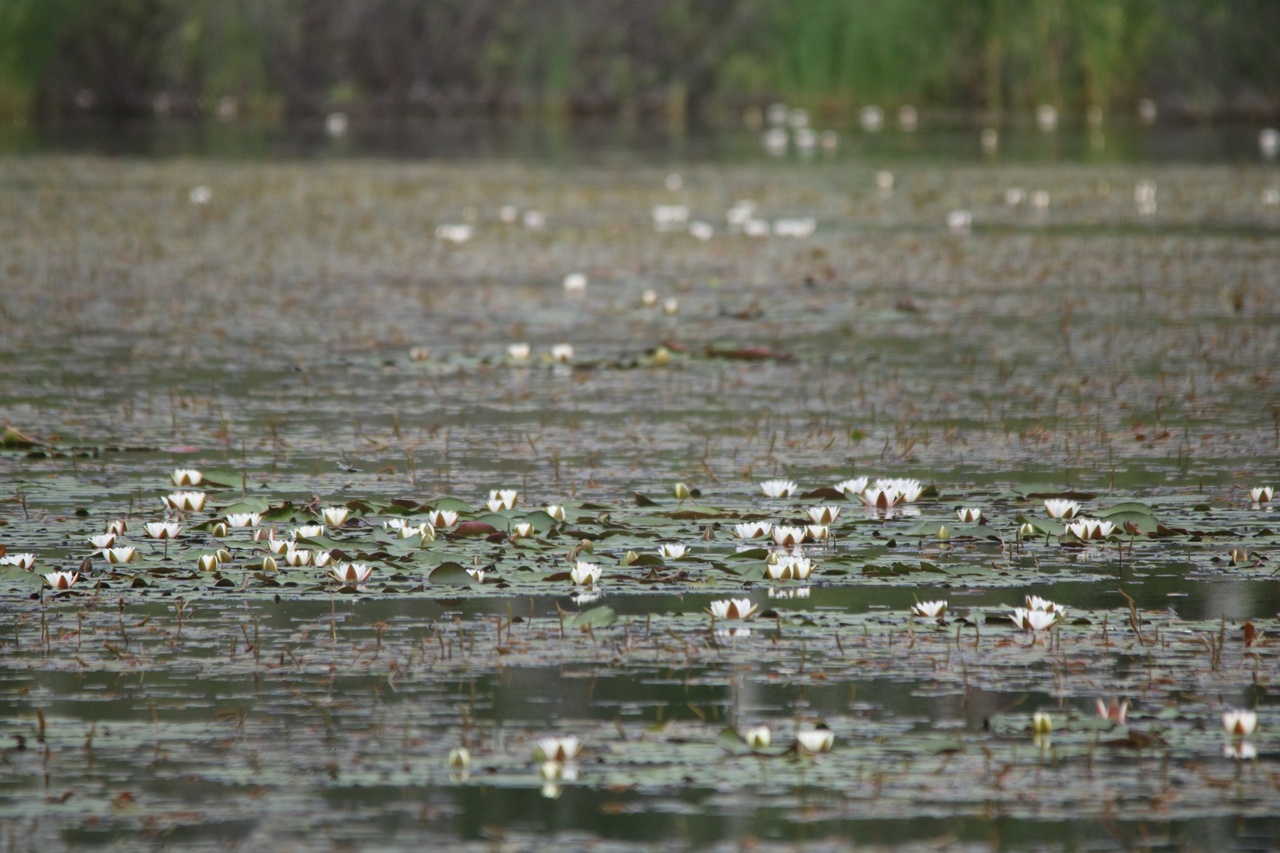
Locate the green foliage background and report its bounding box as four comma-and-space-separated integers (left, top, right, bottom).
1, 0, 1276, 120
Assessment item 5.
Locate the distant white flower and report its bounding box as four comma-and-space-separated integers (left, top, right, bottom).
759, 479, 797, 498
1251, 486, 1273, 504
329, 563, 373, 584
1223, 709, 1258, 738
293, 524, 325, 540
1032, 190, 1051, 210
875, 170, 894, 192
956, 507, 983, 524
104, 547, 137, 564
499, 204, 518, 223
489, 489, 518, 510
511, 522, 535, 539
662, 297, 679, 316
428, 509, 458, 528
1096, 699, 1129, 724
43, 571, 78, 590
658, 544, 687, 560
733, 521, 772, 539
911, 600, 948, 620
321, 507, 350, 527
409, 346, 431, 361
87, 533, 116, 550
981, 128, 999, 154
535, 737, 581, 763
1036, 104, 1058, 131
795, 726, 834, 754
773, 217, 816, 238
1032, 711, 1053, 735
652, 204, 689, 230
447, 747, 471, 770
744, 726, 771, 750
766, 555, 812, 580
642, 288, 659, 307
508, 342, 531, 361
0, 553, 36, 570
688, 221, 714, 240
771, 526, 805, 547
707, 598, 758, 620
545, 505, 566, 522
946, 210, 972, 234
1011, 607, 1061, 632
171, 468, 203, 486
325, 111, 348, 136
188, 186, 211, 205
1066, 518, 1115, 540
435, 224, 473, 244
164, 491, 205, 512
834, 477, 869, 498
551, 343, 574, 363
522, 210, 546, 229
807, 506, 840, 525
226, 512, 261, 528
563, 272, 587, 293
570, 561, 601, 586
860, 105, 884, 131
144, 522, 181, 540
1044, 499, 1080, 519
465, 567, 485, 583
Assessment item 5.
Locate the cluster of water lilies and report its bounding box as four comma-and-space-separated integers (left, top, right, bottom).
1011, 595, 1067, 632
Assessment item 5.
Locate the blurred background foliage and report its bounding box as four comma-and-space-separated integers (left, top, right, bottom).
1, 0, 1277, 122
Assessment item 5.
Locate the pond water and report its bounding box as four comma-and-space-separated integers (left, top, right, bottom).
1, 119, 1279, 851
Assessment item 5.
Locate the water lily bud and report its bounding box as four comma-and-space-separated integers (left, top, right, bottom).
936, 525, 950, 541
744, 726, 771, 750
624, 551, 639, 565
447, 747, 471, 770
652, 346, 672, 365
1032, 711, 1053, 735
197, 554, 219, 571
261, 556, 278, 573
210, 522, 228, 538
1019, 522, 1037, 536
545, 505, 566, 522
673, 482, 691, 500
215, 548, 233, 564
765, 551, 779, 565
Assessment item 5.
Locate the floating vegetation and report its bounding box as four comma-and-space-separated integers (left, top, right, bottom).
1, 151, 1278, 851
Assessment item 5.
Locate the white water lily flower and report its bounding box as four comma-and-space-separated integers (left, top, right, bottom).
1066, 518, 1115, 540
104, 547, 137, 565
535, 737, 581, 763
448, 748, 471, 770
733, 522, 772, 539
771, 526, 805, 547
1025, 595, 1064, 614
708, 598, 758, 620
877, 478, 924, 504
226, 512, 261, 528
293, 524, 325, 540
570, 561, 602, 586
485, 499, 506, 512
144, 522, 181, 540
396, 523, 428, 540
1032, 711, 1053, 735
512, 522, 535, 539
1018, 522, 1037, 536
759, 479, 797, 498
1043, 499, 1080, 519
911, 600, 948, 619
744, 726, 772, 749
795, 726, 834, 754
563, 272, 587, 293
170, 468, 202, 486
545, 505, 567, 522
105, 520, 128, 536
261, 556, 278, 572
658, 544, 687, 560
508, 342, 531, 360
43, 571, 78, 590
87, 534, 116, 550
489, 490, 518, 510
435, 223, 473, 244
465, 567, 485, 583
210, 522, 227, 538
551, 343, 574, 363
806, 525, 829, 541
283, 548, 312, 567
1251, 486, 1273, 503
1223, 709, 1258, 738
383, 519, 410, 531
767, 555, 812, 581
312, 551, 332, 567
428, 509, 458, 528
858, 486, 897, 509
266, 538, 290, 555
834, 477, 869, 497
164, 491, 206, 512
956, 507, 983, 524
321, 507, 350, 527
329, 562, 373, 584
197, 554, 219, 571
1012, 607, 1060, 632
807, 506, 840, 525
1096, 699, 1129, 724
0, 553, 36, 570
